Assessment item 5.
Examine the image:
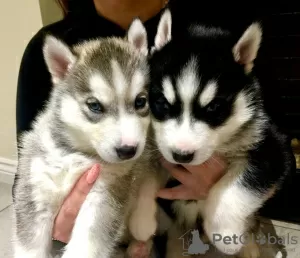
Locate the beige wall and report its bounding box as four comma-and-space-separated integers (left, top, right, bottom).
0, 1, 43, 160
39, 0, 63, 26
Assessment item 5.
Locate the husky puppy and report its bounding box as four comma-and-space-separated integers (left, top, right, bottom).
147, 9, 295, 258
12, 19, 160, 258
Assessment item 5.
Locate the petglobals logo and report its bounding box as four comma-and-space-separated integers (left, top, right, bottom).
212, 232, 298, 247
179, 229, 210, 256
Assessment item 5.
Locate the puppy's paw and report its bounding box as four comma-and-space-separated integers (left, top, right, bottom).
129, 209, 157, 242
204, 219, 246, 255
127, 241, 152, 258
237, 240, 260, 258
275, 251, 283, 258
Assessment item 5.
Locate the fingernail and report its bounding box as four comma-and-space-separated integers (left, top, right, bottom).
86, 164, 100, 184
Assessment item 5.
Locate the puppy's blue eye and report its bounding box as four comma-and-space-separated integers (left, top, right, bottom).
135, 96, 147, 110
86, 98, 103, 113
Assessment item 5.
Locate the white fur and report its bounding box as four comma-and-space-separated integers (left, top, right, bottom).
154, 117, 214, 165
41, 130, 61, 156
233, 23, 262, 70
109, 59, 150, 152
62, 180, 109, 258
172, 116, 196, 152
127, 19, 148, 55
14, 33, 158, 258
60, 95, 85, 129
89, 74, 114, 105
153, 72, 254, 165
129, 177, 159, 241
59, 64, 150, 163
131, 70, 146, 100
111, 59, 127, 99
177, 57, 199, 109
199, 81, 217, 107
162, 76, 176, 104
29, 154, 93, 218
173, 200, 205, 227
17, 131, 153, 258
14, 244, 49, 258
204, 160, 264, 255
59, 95, 108, 155
216, 92, 254, 144
43, 36, 76, 84
119, 114, 141, 147
150, 16, 267, 258
152, 9, 172, 53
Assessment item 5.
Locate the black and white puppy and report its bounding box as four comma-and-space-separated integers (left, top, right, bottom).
148, 9, 295, 258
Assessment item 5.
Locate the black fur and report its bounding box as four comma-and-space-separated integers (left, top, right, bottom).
148, 23, 296, 243
149, 29, 258, 129
241, 122, 295, 194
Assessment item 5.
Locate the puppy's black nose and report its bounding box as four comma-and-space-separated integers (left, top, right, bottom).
116, 145, 137, 160
172, 151, 194, 163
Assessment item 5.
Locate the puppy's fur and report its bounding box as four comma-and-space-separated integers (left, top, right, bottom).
148, 9, 295, 257
12, 20, 161, 258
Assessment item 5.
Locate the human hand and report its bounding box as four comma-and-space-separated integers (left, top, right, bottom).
156, 155, 226, 200
52, 164, 100, 243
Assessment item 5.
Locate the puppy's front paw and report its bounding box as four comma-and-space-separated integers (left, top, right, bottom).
204, 219, 246, 255
127, 240, 152, 258
62, 243, 97, 258
129, 209, 157, 242
237, 240, 260, 258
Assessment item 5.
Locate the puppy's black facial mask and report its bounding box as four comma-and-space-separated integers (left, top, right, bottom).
149, 36, 253, 128
148, 10, 262, 125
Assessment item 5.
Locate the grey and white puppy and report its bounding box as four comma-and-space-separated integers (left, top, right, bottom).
12, 19, 161, 258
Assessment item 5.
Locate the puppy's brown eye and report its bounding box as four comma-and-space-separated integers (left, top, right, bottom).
86, 98, 103, 114
135, 95, 147, 110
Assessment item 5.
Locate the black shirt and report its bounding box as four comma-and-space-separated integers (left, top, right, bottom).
16, 0, 300, 223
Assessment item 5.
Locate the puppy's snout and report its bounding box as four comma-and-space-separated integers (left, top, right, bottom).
116, 145, 137, 160
172, 150, 194, 163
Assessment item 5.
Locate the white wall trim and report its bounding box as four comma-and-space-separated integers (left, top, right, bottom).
0, 157, 17, 185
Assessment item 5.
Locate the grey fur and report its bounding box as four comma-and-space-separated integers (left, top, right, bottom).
12, 31, 159, 258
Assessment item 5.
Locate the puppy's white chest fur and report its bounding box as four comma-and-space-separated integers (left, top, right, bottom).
29, 152, 133, 213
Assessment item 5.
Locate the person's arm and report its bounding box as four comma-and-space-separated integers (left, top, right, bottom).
16, 31, 52, 136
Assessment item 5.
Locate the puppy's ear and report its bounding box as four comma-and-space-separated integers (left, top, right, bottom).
127, 18, 148, 56
43, 35, 76, 84
232, 22, 262, 73
151, 8, 172, 54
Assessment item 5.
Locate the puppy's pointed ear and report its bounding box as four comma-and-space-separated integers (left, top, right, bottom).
127, 18, 148, 56
232, 22, 262, 73
43, 35, 76, 84
152, 8, 172, 53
